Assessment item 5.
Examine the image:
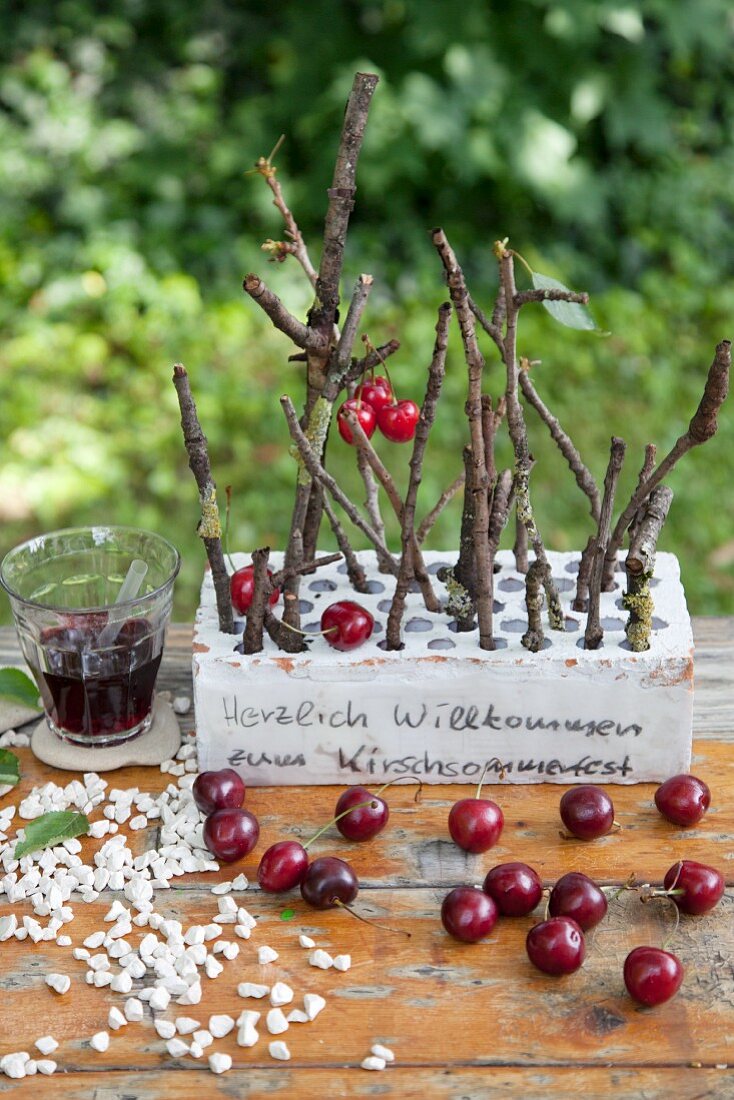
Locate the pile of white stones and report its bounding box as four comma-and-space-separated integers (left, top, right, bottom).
0, 724, 394, 1079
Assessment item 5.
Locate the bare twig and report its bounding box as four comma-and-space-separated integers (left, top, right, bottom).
522, 559, 550, 653
386, 302, 451, 649
602, 340, 730, 589
281, 395, 397, 574
356, 451, 385, 548
255, 145, 319, 288
416, 471, 466, 544
443, 446, 479, 629
321, 495, 369, 593
628, 443, 657, 542
242, 274, 313, 349
336, 275, 373, 368
172, 364, 234, 635
624, 486, 674, 652
572, 535, 596, 612
270, 553, 343, 588
513, 288, 589, 308
488, 469, 513, 551
468, 294, 505, 355
585, 437, 627, 650
497, 245, 563, 627
432, 228, 494, 649
242, 547, 272, 655
519, 362, 601, 523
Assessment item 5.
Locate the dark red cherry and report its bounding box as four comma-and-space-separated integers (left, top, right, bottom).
203, 808, 259, 863
482, 862, 543, 917
300, 857, 359, 909
526, 917, 585, 976
335, 786, 388, 842
337, 399, 376, 445
560, 785, 615, 840
663, 859, 724, 915
376, 399, 420, 443
449, 797, 503, 854
655, 774, 711, 827
193, 769, 246, 815
548, 872, 608, 931
257, 841, 309, 893
321, 601, 373, 651
624, 946, 683, 1006
356, 375, 393, 413
230, 566, 280, 615
441, 887, 498, 943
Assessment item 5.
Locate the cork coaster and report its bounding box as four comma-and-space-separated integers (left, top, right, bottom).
30, 696, 181, 772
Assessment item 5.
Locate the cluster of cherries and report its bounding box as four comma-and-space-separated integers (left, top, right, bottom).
196, 768, 407, 924
230, 566, 374, 652
440, 772, 724, 1007
337, 374, 420, 446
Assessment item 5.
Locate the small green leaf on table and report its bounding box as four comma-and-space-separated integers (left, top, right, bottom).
0, 748, 20, 790
15, 810, 90, 859
531, 272, 599, 331
280, 908, 296, 921
0, 668, 40, 709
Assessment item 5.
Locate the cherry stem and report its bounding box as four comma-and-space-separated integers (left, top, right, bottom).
372, 776, 423, 803
475, 762, 492, 801
333, 898, 411, 937
302, 799, 379, 850
277, 618, 338, 638
362, 333, 396, 403
601, 872, 637, 902
511, 248, 535, 280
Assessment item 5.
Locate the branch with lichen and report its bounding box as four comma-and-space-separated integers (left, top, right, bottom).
602, 340, 731, 590
584, 436, 626, 650
172, 363, 234, 635
522, 559, 551, 653
623, 485, 673, 652
441, 446, 478, 630
385, 303, 451, 649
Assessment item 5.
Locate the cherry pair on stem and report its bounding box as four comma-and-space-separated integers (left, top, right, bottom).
337, 359, 420, 446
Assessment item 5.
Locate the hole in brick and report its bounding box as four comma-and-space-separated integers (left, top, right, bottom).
365, 579, 385, 594
499, 577, 524, 592
337, 563, 349, 574
427, 561, 451, 574
298, 600, 313, 613
408, 579, 421, 593
448, 620, 476, 632
500, 619, 527, 633
377, 639, 403, 651
565, 560, 580, 574
309, 579, 337, 592
564, 617, 580, 632
600, 617, 625, 631
405, 617, 432, 632
427, 637, 456, 650
577, 637, 605, 650
372, 621, 383, 634
650, 577, 660, 587
377, 599, 392, 613
552, 577, 575, 592
652, 617, 668, 630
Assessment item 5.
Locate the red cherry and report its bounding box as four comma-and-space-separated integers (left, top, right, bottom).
335, 785, 388, 841
441, 886, 498, 943
300, 857, 359, 909
560, 785, 615, 840
337, 399, 376, 445
203, 808, 259, 863
257, 841, 309, 893
483, 862, 543, 917
449, 797, 504, 853
663, 859, 724, 915
193, 769, 246, 815
320, 600, 373, 651
655, 774, 711, 827
526, 917, 585, 976
376, 399, 420, 443
230, 566, 280, 615
355, 375, 393, 413
548, 872, 608, 931
624, 946, 683, 1006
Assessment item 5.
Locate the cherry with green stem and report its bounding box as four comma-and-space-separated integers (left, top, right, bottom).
301, 856, 411, 936
335, 776, 422, 842
448, 763, 504, 854
257, 797, 381, 893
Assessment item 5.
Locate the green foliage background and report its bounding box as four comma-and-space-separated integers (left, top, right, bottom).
1, 0, 733, 621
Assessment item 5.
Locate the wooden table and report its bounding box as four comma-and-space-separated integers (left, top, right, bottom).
1, 620, 733, 1099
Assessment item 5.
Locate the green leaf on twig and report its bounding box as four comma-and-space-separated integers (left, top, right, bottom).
531, 272, 599, 331
15, 810, 90, 859
0, 749, 20, 789
0, 668, 40, 709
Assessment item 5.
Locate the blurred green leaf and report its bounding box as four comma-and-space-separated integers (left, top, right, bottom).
0, 748, 20, 789
0, 669, 39, 709
531, 273, 597, 332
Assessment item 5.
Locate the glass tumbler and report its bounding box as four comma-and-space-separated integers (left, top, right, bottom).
0, 527, 180, 746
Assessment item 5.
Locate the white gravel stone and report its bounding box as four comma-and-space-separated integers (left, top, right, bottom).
298, 934, 315, 949
257, 945, 278, 965
371, 1043, 395, 1062
303, 993, 326, 1021
34, 1037, 58, 1055
266, 1008, 289, 1035
231, 874, 248, 890
45, 973, 71, 994
124, 997, 144, 1022
361, 1056, 387, 1071
286, 1009, 310, 1024
175, 1017, 200, 1035
308, 948, 333, 970
208, 1051, 232, 1074
0, 914, 18, 940
204, 955, 224, 979
154, 1020, 176, 1040
209, 1014, 235, 1039
238, 982, 269, 999
166, 1038, 189, 1058
192, 1029, 213, 1049
173, 696, 191, 715
36, 1060, 57, 1075
90, 1032, 110, 1053
333, 954, 352, 972
270, 982, 294, 1007
269, 1040, 291, 1061
149, 987, 171, 1012
110, 971, 133, 994
108, 1007, 127, 1030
